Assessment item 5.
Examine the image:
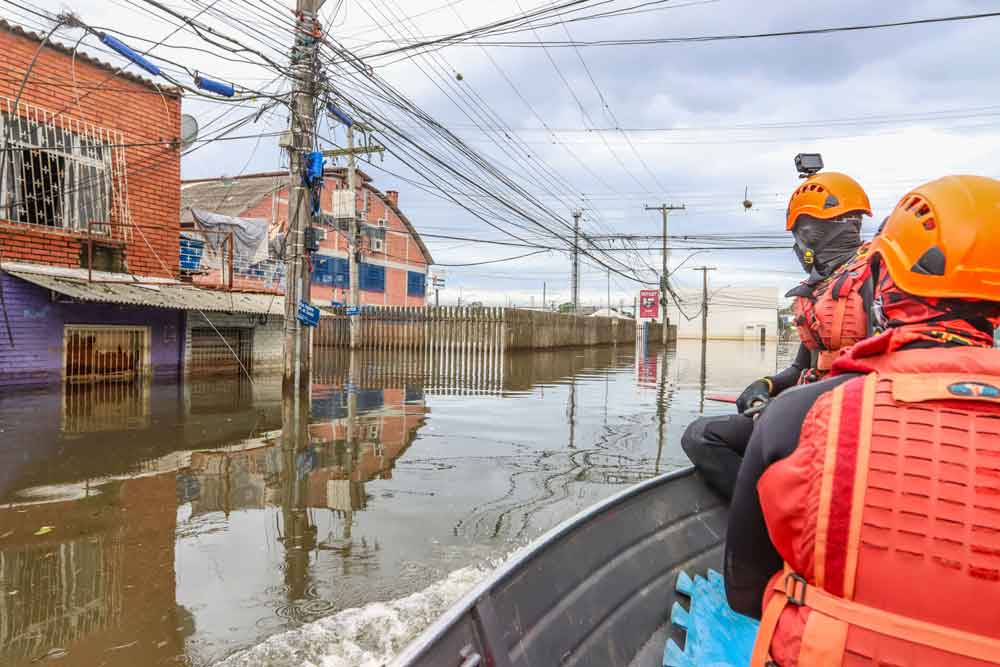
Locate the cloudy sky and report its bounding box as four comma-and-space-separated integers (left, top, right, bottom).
11, 0, 1000, 308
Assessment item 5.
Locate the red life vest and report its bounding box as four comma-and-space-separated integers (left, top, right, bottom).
791, 246, 872, 375
752, 336, 1000, 666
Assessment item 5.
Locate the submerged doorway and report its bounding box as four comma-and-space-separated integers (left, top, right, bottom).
189, 327, 253, 375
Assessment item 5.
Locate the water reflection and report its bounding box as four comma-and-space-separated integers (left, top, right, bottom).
0, 340, 790, 666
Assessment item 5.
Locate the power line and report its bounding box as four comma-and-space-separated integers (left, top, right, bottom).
371, 8, 1000, 54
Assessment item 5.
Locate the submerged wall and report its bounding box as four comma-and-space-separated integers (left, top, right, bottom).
0, 272, 185, 387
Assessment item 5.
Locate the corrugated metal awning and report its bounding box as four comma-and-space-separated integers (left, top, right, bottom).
6, 268, 287, 316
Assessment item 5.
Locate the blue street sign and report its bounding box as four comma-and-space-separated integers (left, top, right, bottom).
346, 306, 361, 316
297, 301, 320, 327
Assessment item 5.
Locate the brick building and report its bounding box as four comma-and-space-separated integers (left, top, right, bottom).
0, 22, 286, 387
181, 170, 433, 308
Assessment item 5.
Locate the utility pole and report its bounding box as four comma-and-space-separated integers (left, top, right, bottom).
692, 266, 717, 342
606, 269, 610, 313
644, 203, 685, 345
571, 210, 581, 312
346, 125, 361, 349
283, 0, 323, 396
543, 281, 547, 311
324, 114, 385, 349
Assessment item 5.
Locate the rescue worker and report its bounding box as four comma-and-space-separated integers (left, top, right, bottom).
682, 166, 873, 499
725, 174, 1000, 666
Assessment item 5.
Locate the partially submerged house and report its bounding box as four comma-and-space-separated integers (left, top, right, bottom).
0, 21, 285, 387
181, 170, 434, 308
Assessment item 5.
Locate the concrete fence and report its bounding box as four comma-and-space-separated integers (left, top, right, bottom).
314, 306, 645, 351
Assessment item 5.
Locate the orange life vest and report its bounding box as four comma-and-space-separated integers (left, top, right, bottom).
752, 341, 1000, 666
791, 246, 873, 375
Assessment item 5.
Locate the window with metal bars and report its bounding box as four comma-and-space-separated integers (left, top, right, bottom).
64, 325, 150, 385
0, 97, 128, 235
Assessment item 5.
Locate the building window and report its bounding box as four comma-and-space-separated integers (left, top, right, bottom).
0, 97, 129, 235
359, 262, 385, 292
407, 271, 426, 297
64, 325, 150, 384
189, 327, 253, 375
312, 256, 350, 287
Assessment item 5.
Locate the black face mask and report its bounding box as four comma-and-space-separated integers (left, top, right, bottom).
792, 215, 862, 281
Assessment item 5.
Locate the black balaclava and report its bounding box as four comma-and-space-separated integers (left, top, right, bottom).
792, 213, 863, 282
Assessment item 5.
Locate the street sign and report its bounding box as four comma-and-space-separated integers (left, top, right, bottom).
346, 306, 361, 316
297, 301, 320, 327
639, 289, 659, 319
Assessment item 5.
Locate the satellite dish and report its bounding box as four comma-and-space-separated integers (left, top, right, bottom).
180, 114, 199, 150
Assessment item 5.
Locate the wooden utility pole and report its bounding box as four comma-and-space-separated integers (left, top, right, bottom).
571, 210, 581, 312
692, 266, 717, 342
644, 203, 685, 345
283, 0, 323, 396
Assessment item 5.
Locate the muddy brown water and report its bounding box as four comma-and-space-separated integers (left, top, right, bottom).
0, 340, 792, 666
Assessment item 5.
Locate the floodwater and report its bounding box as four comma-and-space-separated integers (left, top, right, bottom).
0, 339, 791, 667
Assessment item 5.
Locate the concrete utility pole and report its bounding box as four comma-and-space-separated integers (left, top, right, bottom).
644, 203, 685, 345
571, 210, 582, 311
346, 125, 361, 348
324, 118, 385, 349
283, 0, 323, 396
542, 281, 547, 311
607, 269, 610, 312
692, 266, 717, 342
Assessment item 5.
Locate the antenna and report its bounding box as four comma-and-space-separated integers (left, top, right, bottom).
180, 114, 199, 150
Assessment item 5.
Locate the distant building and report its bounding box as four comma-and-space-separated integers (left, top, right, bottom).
665, 286, 779, 341
0, 21, 285, 387
181, 170, 434, 308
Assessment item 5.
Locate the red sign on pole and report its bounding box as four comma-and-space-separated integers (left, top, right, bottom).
639, 290, 659, 319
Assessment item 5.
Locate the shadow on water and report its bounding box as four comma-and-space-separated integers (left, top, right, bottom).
0, 339, 792, 666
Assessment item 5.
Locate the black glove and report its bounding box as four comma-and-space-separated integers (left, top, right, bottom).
736, 378, 772, 414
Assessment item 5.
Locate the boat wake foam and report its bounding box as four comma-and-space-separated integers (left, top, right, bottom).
214, 564, 491, 667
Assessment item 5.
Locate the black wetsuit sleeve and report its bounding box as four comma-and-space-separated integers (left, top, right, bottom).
724, 373, 858, 618
767, 343, 811, 395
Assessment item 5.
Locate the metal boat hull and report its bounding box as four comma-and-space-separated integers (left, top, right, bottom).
393, 468, 727, 667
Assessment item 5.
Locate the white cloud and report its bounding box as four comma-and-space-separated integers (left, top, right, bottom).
19, 0, 1000, 304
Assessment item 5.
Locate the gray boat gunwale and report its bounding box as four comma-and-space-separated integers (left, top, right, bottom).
391, 466, 703, 666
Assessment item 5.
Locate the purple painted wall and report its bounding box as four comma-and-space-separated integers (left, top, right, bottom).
0, 273, 185, 387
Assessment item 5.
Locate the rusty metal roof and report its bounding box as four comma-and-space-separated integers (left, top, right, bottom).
181, 171, 434, 265
5, 265, 287, 316
181, 175, 285, 225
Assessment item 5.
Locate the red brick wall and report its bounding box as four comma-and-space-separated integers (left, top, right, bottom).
0, 27, 181, 278
228, 176, 430, 306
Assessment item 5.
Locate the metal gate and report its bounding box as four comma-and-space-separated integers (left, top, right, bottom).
189, 327, 252, 375
64, 325, 150, 384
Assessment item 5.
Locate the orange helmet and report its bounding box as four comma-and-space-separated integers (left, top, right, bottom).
869, 175, 1000, 302
786, 172, 872, 230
